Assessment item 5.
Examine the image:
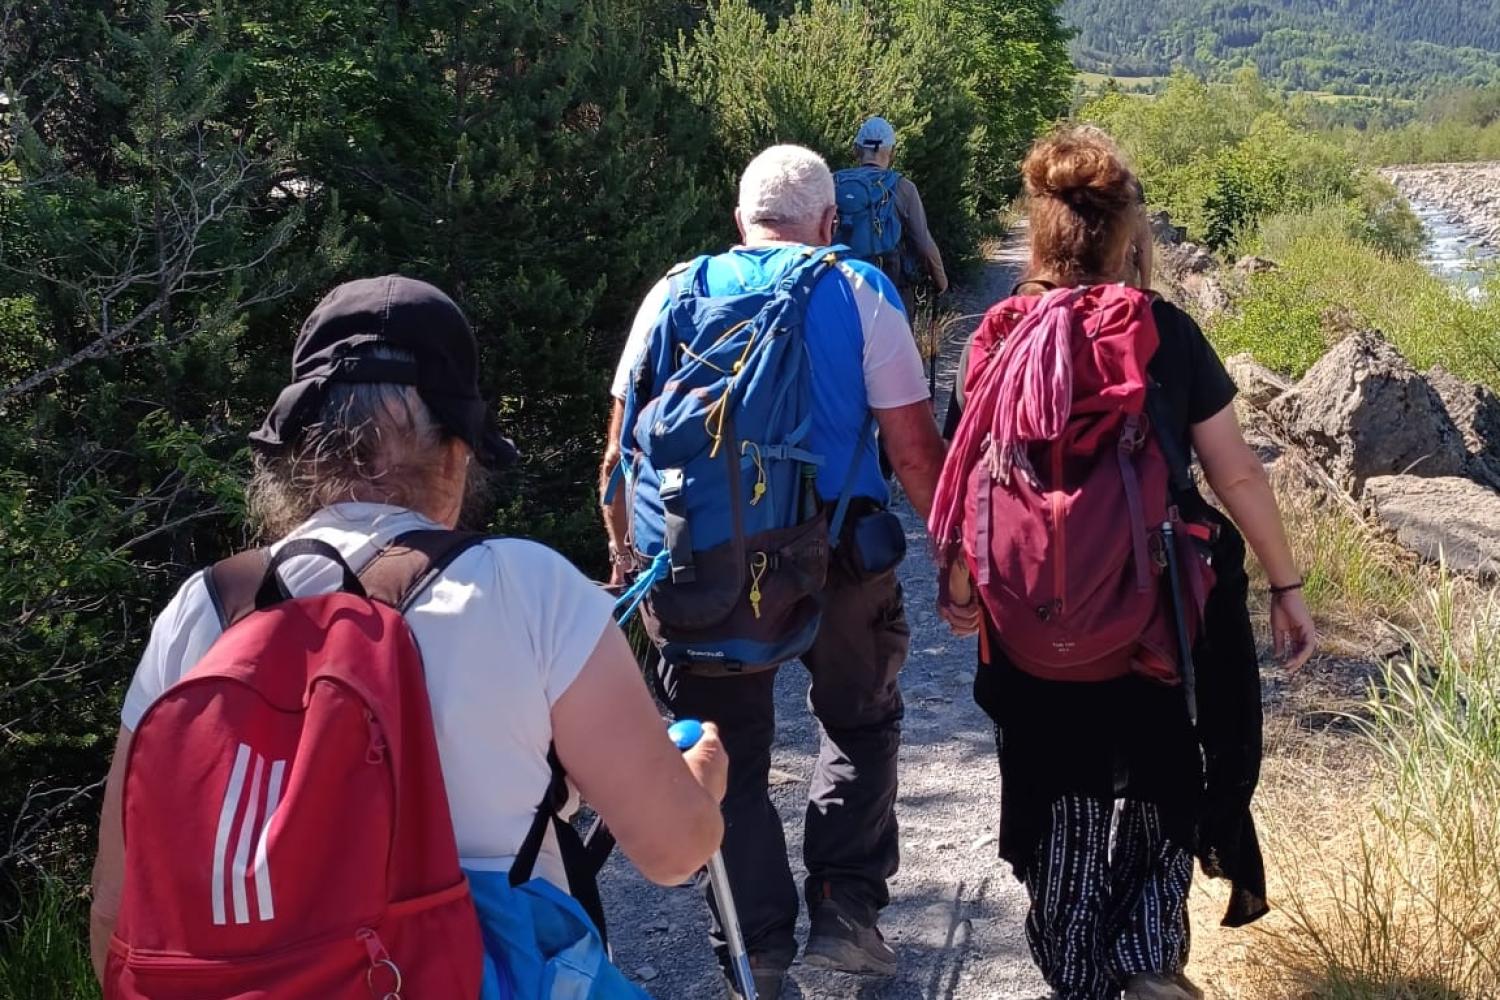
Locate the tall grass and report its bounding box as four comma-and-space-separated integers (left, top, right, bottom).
1210, 231, 1500, 387
0, 877, 98, 1000
1262, 577, 1500, 998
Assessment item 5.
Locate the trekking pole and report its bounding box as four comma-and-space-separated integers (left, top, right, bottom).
668, 719, 756, 1000
1160, 520, 1199, 726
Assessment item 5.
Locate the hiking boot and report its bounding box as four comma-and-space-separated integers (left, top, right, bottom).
803, 898, 897, 976
1123, 972, 1205, 1000
723, 958, 788, 1000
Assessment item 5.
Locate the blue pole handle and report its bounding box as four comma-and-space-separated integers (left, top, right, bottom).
668, 718, 704, 751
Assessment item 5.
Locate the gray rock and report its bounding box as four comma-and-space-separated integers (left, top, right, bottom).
1427, 366, 1500, 488
1149, 210, 1185, 246
1171, 242, 1218, 274
1234, 255, 1278, 276
1268, 330, 1471, 493
1366, 476, 1500, 577
1225, 352, 1290, 409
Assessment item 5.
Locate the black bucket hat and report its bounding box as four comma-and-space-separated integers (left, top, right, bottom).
250, 275, 519, 469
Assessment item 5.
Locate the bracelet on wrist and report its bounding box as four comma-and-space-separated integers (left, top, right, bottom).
1269, 580, 1304, 597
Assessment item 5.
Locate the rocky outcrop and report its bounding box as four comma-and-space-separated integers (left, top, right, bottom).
1229, 328, 1500, 577
1225, 353, 1290, 409
1427, 366, 1500, 489
1149, 211, 1186, 246
1233, 256, 1277, 277
1384, 162, 1500, 250
1155, 240, 1230, 319
1365, 476, 1500, 578
1267, 331, 1471, 493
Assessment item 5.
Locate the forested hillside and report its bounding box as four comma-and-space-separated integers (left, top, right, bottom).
1063, 0, 1500, 96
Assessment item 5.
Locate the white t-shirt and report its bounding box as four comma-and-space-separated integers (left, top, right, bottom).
121, 503, 615, 890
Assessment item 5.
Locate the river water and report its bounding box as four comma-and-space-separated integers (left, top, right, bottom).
1407, 197, 1498, 297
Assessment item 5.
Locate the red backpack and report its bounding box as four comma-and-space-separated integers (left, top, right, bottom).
930, 285, 1213, 684
106, 532, 486, 1000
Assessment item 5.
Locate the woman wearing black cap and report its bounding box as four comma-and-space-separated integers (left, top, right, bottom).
88, 276, 728, 993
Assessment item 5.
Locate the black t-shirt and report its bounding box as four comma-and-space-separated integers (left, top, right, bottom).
943, 296, 1238, 458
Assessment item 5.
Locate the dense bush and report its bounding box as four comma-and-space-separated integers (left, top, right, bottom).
0, 0, 719, 922
1081, 71, 1423, 254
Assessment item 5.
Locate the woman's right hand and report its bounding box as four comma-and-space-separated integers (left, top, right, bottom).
1271, 589, 1318, 674
681, 722, 728, 803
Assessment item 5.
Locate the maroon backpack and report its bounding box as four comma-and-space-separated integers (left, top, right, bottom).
930, 285, 1214, 683
106, 532, 486, 999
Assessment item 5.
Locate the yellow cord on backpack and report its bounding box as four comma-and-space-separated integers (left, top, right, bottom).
742, 442, 767, 506
748, 552, 769, 619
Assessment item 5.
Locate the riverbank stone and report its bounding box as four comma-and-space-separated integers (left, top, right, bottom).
1225, 353, 1290, 409
1366, 475, 1500, 578
1427, 366, 1500, 489
1268, 330, 1471, 493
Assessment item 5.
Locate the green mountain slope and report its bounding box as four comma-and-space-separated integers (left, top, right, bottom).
1062, 0, 1500, 96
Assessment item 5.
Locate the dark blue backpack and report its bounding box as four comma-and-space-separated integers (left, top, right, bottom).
617, 248, 869, 673
835, 167, 903, 260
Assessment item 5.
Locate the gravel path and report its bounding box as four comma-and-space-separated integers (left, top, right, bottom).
599, 232, 1046, 1000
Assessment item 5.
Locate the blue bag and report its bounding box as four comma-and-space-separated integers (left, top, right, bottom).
834, 167, 903, 260
470, 752, 644, 1000
469, 871, 646, 1000
619, 247, 870, 674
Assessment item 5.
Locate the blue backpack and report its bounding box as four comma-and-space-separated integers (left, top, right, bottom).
835, 167, 903, 260
617, 247, 870, 674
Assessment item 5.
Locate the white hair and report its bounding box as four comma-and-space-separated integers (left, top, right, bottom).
738, 145, 835, 228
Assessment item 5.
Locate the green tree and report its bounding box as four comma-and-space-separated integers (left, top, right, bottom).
666, 0, 984, 262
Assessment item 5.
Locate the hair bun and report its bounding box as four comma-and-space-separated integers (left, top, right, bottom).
1023, 127, 1136, 214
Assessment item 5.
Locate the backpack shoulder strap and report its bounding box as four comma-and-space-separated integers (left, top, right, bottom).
1145, 384, 1195, 498
778, 246, 841, 303
511, 746, 610, 942
669, 255, 712, 301
205, 538, 371, 629
205, 549, 272, 630
358, 529, 489, 611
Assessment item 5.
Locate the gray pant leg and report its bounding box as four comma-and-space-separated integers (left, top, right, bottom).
800, 567, 908, 922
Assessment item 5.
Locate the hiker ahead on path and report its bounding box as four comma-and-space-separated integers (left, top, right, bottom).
600, 145, 947, 999
90, 277, 727, 1000
835, 116, 949, 316
930, 127, 1318, 1000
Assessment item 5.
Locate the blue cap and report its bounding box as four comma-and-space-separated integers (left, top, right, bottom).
855, 116, 897, 150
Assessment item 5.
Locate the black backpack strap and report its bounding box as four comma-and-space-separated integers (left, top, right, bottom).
510, 746, 610, 945
357, 530, 487, 610
207, 539, 369, 628
1145, 385, 1196, 499
205, 548, 272, 630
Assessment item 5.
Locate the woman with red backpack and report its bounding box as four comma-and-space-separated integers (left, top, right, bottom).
88, 276, 728, 999
932, 127, 1317, 1000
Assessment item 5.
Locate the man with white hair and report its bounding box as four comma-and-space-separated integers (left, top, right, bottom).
599, 145, 946, 998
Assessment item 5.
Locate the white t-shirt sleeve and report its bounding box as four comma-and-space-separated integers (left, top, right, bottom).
840, 262, 929, 409
120, 572, 224, 730
610, 277, 673, 400
489, 540, 617, 705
